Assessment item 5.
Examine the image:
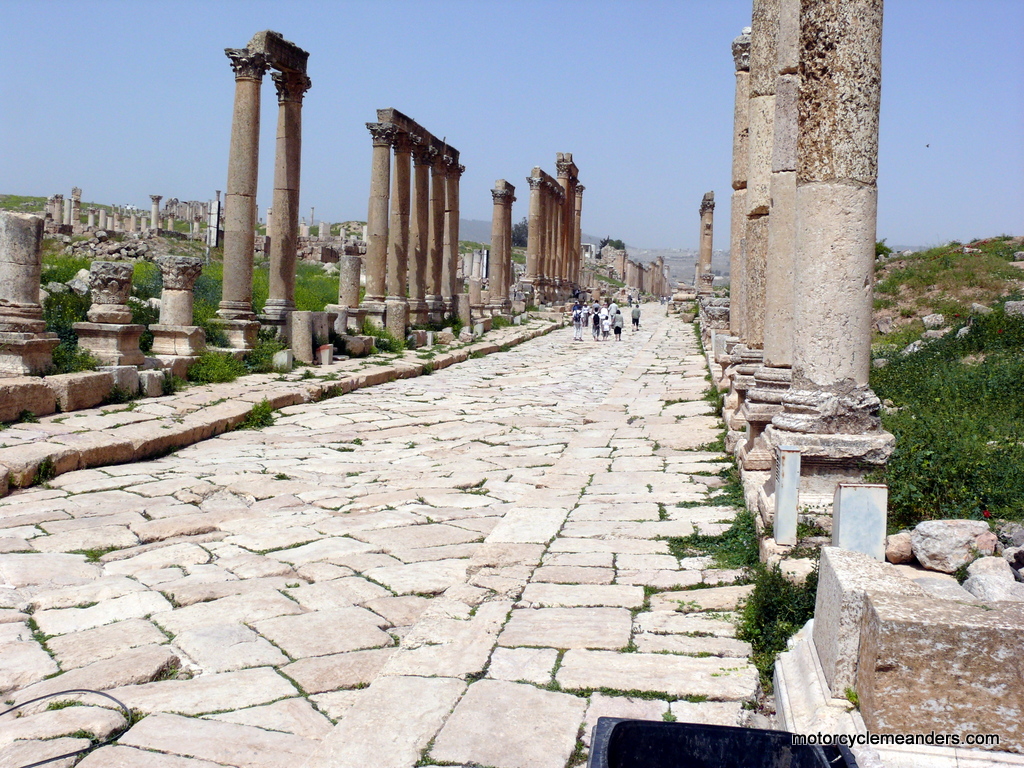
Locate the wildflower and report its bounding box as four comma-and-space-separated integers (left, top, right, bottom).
983, 510, 991, 519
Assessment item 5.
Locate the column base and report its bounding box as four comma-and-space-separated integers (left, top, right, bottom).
262, 299, 296, 322
359, 301, 386, 330
0, 332, 59, 376
739, 365, 792, 470
212, 319, 260, 351
425, 296, 445, 325
72, 322, 145, 367
385, 299, 409, 340
150, 325, 206, 356
408, 299, 430, 325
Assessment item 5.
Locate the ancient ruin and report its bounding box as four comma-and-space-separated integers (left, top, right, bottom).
0, 212, 59, 375
521, 154, 583, 305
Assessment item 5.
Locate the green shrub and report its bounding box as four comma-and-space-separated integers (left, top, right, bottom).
244, 331, 287, 374
186, 351, 247, 384
40, 254, 91, 285
49, 344, 100, 375
359, 319, 405, 353
237, 398, 274, 430
491, 316, 511, 330
666, 504, 758, 570
132, 260, 162, 301
737, 564, 818, 691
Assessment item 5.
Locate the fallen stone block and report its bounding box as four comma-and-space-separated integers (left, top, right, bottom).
0, 377, 58, 423
962, 556, 1024, 602
138, 370, 165, 398
97, 365, 140, 395
911, 519, 993, 573
813, 547, 926, 698
45, 371, 114, 412
857, 592, 1024, 752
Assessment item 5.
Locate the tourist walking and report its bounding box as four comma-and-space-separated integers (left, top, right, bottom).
571, 301, 584, 341
613, 308, 624, 341
600, 306, 611, 340
591, 306, 601, 341
631, 304, 641, 330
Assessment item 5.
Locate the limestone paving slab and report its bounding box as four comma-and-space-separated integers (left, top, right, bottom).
47, 618, 169, 669
429, 679, 588, 768
33, 590, 173, 636
519, 583, 645, 608
76, 745, 227, 767
206, 697, 334, 740
365, 558, 468, 595
582, 692, 668, 746
499, 607, 633, 650
110, 666, 298, 715
487, 646, 560, 684
282, 647, 396, 694
253, 607, 393, 658
173, 623, 289, 672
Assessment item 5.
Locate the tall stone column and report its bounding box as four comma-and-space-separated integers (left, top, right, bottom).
0, 212, 59, 375
150, 195, 162, 233
763, 0, 892, 498
573, 185, 584, 287
361, 122, 395, 326
87, 208, 97, 228
523, 173, 543, 299
697, 192, 715, 293
729, 28, 751, 338
740, 0, 801, 470
217, 47, 268, 349
385, 132, 412, 305
489, 180, 516, 313
442, 160, 463, 310
99, 209, 107, 230
265, 70, 311, 324
426, 153, 446, 320
52, 195, 64, 225
408, 142, 432, 324
743, 0, 780, 350
70, 188, 82, 230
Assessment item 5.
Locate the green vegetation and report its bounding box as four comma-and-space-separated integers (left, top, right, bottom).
238, 398, 275, 430
599, 236, 626, 250
358, 319, 405, 353
667, 506, 758, 570
186, 351, 247, 384
737, 564, 819, 691
870, 307, 1024, 529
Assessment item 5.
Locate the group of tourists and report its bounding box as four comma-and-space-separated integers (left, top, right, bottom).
571, 299, 641, 342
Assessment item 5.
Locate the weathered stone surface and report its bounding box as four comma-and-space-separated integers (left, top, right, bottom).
284, 576, 390, 611
519, 583, 644, 608
253, 607, 393, 658
858, 593, 1024, 752
0, 705, 125, 747
582, 692, 667, 746
34, 590, 173, 636
206, 697, 334, 740
47, 618, 168, 669
556, 650, 757, 701
153, 591, 304, 635
0, 737, 92, 768
111, 666, 297, 715
911, 519, 992, 573
634, 633, 752, 657
283, 647, 395, 694
103, 542, 211, 576
498, 607, 632, 650
77, 745, 226, 767
305, 676, 466, 768
430, 680, 587, 768
487, 646, 559, 684
633, 611, 737, 637
366, 559, 467, 595
45, 371, 114, 412
118, 712, 317, 768
669, 700, 744, 727
174, 623, 289, 672
884, 531, 913, 564
0, 552, 100, 587
962, 556, 1024, 602
0, 378, 57, 423
648, 585, 754, 613
0, 636, 58, 693
813, 547, 926, 698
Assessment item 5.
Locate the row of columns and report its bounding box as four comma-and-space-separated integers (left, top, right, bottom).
713, 0, 891, 495
522, 153, 583, 305
217, 31, 311, 350
359, 109, 464, 336
45, 192, 213, 240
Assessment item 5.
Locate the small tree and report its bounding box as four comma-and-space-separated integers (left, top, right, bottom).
599, 237, 626, 251
511, 217, 529, 248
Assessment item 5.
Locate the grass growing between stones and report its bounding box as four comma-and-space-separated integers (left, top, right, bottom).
736, 563, 818, 692
237, 399, 275, 430
870, 308, 1024, 530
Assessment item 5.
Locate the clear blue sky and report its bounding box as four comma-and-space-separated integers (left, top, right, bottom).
2, 0, 1021, 250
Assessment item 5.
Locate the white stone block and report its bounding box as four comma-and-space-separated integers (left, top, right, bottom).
272, 349, 293, 372
773, 445, 801, 546
832, 483, 887, 561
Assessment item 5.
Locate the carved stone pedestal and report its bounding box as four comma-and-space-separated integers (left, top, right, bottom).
72, 322, 145, 366
150, 325, 206, 356
359, 301, 386, 330
0, 333, 59, 376
739, 365, 792, 470
213, 319, 260, 351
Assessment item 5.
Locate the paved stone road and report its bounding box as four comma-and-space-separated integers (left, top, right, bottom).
0, 305, 757, 768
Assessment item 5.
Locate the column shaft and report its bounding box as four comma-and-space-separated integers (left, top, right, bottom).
363, 123, 395, 306
409, 146, 431, 320
525, 173, 542, 283
426, 158, 446, 313
386, 134, 412, 303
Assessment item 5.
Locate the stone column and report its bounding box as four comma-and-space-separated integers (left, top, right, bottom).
70, 188, 82, 229
524, 171, 543, 296
52, 195, 64, 225
87, 208, 97, 228
385, 133, 412, 306
98, 209, 107, 230
129, 212, 138, 233
167, 213, 175, 232
408, 142, 433, 324
63, 198, 72, 226
442, 160, 464, 310
743, 0, 780, 350
0, 213, 59, 375
264, 70, 312, 323
217, 47, 269, 349
573, 185, 584, 288
151, 256, 205, 356
763, 0, 892, 497
740, 0, 801, 470
150, 195, 162, 233
73, 261, 144, 366
361, 122, 396, 326
266, 207, 273, 239
697, 192, 715, 293
729, 28, 752, 338
337, 255, 362, 308
426, 152, 446, 321
488, 180, 515, 313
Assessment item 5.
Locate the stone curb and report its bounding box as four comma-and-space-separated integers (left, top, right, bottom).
0, 320, 564, 497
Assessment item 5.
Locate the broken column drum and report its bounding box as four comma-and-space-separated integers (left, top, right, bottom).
150, 256, 206, 356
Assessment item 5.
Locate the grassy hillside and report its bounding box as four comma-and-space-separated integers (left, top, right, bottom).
870, 235, 1024, 530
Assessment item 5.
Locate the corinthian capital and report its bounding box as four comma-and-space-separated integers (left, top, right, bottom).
366, 122, 398, 147
528, 176, 544, 191
273, 71, 312, 103
700, 191, 715, 215
225, 48, 270, 80
732, 27, 752, 72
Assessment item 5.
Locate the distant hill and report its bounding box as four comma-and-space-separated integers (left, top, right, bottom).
459, 219, 601, 247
